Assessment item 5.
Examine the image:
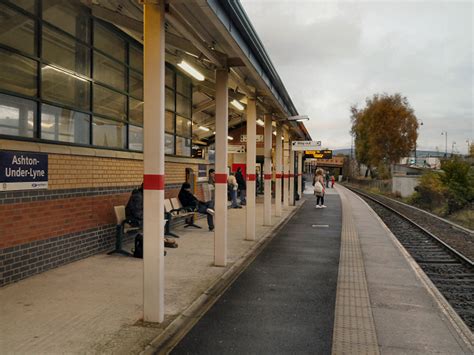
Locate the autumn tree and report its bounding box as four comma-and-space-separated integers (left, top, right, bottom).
351, 93, 418, 177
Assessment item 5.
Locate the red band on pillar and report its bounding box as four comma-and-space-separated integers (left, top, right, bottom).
215, 173, 228, 184
276, 173, 282, 179
247, 174, 256, 181
264, 174, 272, 180
143, 174, 165, 190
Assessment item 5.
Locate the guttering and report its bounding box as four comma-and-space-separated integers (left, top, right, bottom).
205, 0, 298, 117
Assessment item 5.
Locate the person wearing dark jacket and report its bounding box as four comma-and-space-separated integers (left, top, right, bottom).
125, 184, 144, 227
178, 182, 215, 231
235, 167, 246, 205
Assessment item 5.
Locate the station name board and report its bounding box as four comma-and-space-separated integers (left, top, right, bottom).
0, 151, 48, 191
304, 150, 333, 159
292, 140, 321, 151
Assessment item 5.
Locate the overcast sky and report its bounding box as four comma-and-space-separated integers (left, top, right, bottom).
240, 0, 473, 154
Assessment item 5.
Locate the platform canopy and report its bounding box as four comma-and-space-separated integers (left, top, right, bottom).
80, 0, 311, 142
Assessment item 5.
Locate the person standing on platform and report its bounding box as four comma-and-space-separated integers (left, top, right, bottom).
235, 167, 246, 205
227, 172, 241, 208
204, 168, 215, 203
313, 169, 326, 208
331, 175, 335, 188
325, 170, 330, 188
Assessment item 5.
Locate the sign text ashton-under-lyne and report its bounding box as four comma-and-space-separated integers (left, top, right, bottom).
0, 151, 48, 191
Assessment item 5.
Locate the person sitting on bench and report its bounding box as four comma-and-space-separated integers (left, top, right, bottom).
125, 183, 177, 248
178, 182, 215, 231
125, 183, 144, 227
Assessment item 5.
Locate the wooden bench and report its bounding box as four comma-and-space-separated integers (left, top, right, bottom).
108, 205, 140, 257
164, 198, 202, 238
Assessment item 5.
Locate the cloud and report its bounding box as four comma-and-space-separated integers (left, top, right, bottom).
241, 0, 473, 153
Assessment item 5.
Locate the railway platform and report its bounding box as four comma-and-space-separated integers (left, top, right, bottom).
0, 186, 472, 354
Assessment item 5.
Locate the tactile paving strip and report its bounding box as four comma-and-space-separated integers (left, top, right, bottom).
332, 188, 379, 355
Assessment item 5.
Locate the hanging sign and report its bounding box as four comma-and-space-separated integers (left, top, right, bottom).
228, 145, 246, 153
240, 134, 264, 143
292, 141, 321, 151
0, 151, 48, 191
304, 150, 333, 159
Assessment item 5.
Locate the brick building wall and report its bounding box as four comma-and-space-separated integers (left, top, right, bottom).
0, 142, 209, 286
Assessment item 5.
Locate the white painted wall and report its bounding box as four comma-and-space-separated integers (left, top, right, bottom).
392, 175, 420, 197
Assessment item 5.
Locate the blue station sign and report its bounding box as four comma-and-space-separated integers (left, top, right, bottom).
0, 151, 48, 191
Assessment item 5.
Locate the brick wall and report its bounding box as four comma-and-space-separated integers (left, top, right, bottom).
0, 147, 209, 286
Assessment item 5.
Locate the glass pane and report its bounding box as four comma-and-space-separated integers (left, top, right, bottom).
0, 94, 35, 137
165, 88, 174, 111
94, 23, 125, 62
129, 125, 143, 151
42, 64, 90, 110
129, 98, 143, 126
129, 70, 143, 99
9, 0, 36, 13
165, 67, 174, 88
93, 51, 125, 90
165, 133, 174, 155
93, 117, 125, 148
0, 49, 37, 97
176, 136, 191, 156
176, 95, 191, 118
0, 4, 35, 55
42, 0, 89, 42
43, 26, 90, 76
41, 104, 89, 144
165, 111, 174, 133
177, 74, 191, 97
129, 46, 143, 73
93, 84, 126, 120
176, 116, 191, 137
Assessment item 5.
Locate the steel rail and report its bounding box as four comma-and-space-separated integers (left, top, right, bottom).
346, 186, 474, 267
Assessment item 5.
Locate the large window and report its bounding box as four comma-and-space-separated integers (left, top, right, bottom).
0, 1, 194, 156
165, 66, 193, 156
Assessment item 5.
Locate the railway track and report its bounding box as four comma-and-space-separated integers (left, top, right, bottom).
346, 186, 474, 331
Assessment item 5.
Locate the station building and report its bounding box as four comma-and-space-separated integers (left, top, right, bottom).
0, 0, 310, 312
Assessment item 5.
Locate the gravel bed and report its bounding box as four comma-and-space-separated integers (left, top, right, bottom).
360, 195, 474, 331
350, 186, 474, 261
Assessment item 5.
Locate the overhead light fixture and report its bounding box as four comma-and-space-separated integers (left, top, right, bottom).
287, 115, 309, 121
230, 99, 244, 111
177, 60, 205, 81
273, 131, 277, 136
198, 126, 210, 132
256, 119, 264, 127
228, 136, 233, 140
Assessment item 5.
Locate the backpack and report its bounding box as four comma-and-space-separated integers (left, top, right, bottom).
314, 181, 324, 195
133, 234, 143, 258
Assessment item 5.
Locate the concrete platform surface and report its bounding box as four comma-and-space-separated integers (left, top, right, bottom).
337, 185, 473, 354
171, 194, 342, 354
0, 198, 299, 354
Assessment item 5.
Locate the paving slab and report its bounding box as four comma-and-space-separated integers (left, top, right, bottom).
0, 199, 298, 354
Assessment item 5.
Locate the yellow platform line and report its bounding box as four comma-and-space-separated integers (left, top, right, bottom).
332, 186, 379, 355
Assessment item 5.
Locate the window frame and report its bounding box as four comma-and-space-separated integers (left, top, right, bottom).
0, 2, 194, 157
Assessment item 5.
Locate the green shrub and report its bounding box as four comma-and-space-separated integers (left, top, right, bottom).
441, 159, 474, 213
410, 171, 446, 212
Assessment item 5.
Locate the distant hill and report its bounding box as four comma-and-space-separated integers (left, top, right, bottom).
330, 148, 446, 158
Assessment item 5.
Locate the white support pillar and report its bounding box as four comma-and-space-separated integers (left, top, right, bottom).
289, 144, 295, 206
283, 128, 289, 207
297, 151, 303, 198
263, 114, 272, 225
214, 68, 228, 266
143, 0, 165, 323
275, 124, 283, 217
245, 97, 256, 240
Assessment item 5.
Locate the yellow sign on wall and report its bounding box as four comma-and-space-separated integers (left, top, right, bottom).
304, 150, 333, 159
